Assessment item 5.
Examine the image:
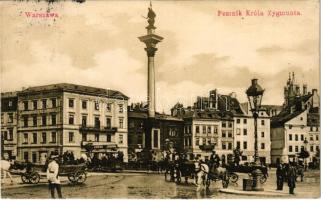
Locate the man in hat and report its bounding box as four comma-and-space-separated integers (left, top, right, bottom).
47, 153, 63, 198
287, 161, 297, 194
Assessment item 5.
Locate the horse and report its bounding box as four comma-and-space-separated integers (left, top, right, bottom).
194, 162, 209, 191
0, 160, 14, 184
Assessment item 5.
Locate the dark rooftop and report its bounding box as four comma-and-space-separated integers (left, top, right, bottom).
128, 110, 183, 122
18, 83, 129, 100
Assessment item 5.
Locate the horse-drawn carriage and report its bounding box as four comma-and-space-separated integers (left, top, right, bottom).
226, 164, 268, 184
10, 161, 87, 184
164, 160, 229, 188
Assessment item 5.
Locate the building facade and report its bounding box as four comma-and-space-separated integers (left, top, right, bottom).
271, 74, 320, 164
235, 102, 271, 164
128, 104, 183, 161
7, 83, 129, 163
1, 92, 18, 159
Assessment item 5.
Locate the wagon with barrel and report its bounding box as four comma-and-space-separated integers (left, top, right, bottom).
10, 161, 87, 184
226, 164, 268, 184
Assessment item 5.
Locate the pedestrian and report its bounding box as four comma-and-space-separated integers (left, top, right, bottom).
287, 161, 297, 194
276, 161, 284, 190
47, 153, 63, 199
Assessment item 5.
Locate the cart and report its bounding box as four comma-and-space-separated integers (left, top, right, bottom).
19, 163, 87, 184
226, 164, 268, 184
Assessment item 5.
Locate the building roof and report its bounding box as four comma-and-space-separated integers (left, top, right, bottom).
1, 91, 18, 98
18, 83, 129, 100
271, 93, 315, 127
128, 110, 183, 122
217, 94, 244, 115
287, 94, 313, 107
271, 109, 305, 127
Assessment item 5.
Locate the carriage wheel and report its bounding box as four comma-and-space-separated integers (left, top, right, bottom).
21, 174, 29, 184
68, 174, 77, 184
75, 171, 87, 184
29, 172, 40, 184
229, 173, 238, 183
260, 175, 267, 184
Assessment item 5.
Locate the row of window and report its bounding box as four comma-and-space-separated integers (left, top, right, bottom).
22, 114, 56, 127
289, 145, 320, 153
68, 99, 124, 113
289, 134, 319, 141
71, 115, 123, 129
235, 118, 266, 126
236, 128, 247, 136
236, 141, 266, 150
222, 130, 233, 138
222, 121, 233, 128
22, 132, 124, 144
22, 132, 57, 144
222, 142, 233, 150
195, 137, 216, 146
195, 125, 219, 134
81, 133, 116, 143
310, 126, 319, 132
236, 118, 247, 124
23, 98, 57, 110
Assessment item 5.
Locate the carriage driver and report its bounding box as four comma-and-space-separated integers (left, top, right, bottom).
47, 153, 63, 199
210, 151, 220, 169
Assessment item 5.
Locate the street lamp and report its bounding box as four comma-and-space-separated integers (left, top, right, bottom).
246, 78, 265, 191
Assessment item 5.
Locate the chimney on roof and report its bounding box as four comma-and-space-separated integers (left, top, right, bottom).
303, 84, 307, 95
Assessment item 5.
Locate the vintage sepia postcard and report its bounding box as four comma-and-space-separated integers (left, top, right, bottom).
0, 0, 319, 199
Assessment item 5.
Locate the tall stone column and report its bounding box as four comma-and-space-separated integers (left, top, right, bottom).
138, 5, 163, 150
139, 31, 163, 118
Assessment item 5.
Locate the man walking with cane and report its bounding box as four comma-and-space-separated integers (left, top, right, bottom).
47, 153, 63, 198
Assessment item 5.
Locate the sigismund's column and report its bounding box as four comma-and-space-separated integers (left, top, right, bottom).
139, 5, 163, 118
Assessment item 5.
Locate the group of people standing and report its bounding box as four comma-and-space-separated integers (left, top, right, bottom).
276, 161, 301, 194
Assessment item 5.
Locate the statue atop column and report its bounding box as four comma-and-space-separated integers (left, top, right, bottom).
147, 3, 156, 28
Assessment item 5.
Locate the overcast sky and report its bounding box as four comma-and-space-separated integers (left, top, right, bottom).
0, 0, 319, 113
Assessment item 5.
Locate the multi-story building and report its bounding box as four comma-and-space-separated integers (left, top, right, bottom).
172, 89, 274, 164
171, 90, 245, 161
127, 103, 183, 161
235, 102, 271, 164
1, 92, 18, 159
15, 83, 129, 163
271, 74, 320, 164
182, 109, 222, 160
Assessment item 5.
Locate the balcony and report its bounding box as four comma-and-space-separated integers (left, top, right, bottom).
81, 141, 118, 151
79, 125, 117, 133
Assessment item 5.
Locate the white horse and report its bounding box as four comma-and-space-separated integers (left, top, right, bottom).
194, 162, 209, 191
0, 160, 14, 184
